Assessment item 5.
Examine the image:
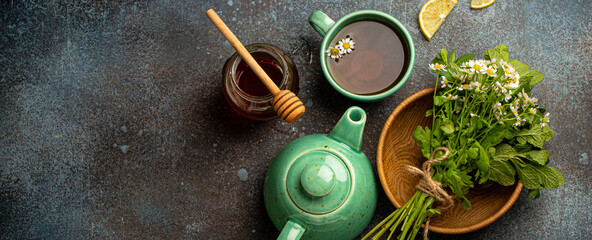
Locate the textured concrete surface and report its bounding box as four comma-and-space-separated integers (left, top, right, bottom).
1, 0, 590, 239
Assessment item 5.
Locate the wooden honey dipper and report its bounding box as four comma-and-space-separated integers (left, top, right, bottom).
206, 9, 305, 123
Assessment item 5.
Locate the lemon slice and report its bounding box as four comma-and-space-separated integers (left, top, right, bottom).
471, 0, 495, 9
418, 0, 458, 40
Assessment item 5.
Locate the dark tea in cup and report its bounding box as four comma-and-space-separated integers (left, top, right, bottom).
326, 20, 409, 95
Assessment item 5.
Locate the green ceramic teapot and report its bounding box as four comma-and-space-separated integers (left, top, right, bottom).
264, 106, 378, 240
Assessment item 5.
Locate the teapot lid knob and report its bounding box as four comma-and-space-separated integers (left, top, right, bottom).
285, 151, 351, 214
300, 163, 335, 197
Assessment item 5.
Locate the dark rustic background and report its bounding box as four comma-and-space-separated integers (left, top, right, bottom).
1, 0, 590, 239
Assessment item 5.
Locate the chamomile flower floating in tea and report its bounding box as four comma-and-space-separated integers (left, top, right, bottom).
326, 37, 355, 60
337, 36, 355, 54
326, 46, 343, 59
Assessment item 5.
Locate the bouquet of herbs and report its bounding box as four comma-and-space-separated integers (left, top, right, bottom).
364, 44, 564, 240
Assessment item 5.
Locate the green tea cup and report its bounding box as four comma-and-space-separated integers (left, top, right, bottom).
309, 10, 415, 102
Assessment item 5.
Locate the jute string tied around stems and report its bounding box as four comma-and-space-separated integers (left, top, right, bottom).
404, 147, 454, 240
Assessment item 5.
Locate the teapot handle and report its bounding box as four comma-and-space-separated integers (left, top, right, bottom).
277, 219, 305, 240
330, 106, 366, 151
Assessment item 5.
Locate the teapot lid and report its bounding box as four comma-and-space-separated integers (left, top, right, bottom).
286, 150, 350, 214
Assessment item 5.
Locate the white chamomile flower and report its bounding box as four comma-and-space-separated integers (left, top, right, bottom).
468, 60, 485, 72
519, 89, 538, 106
495, 111, 502, 120
514, 120, 522, 127
529, 108, 538, 115
504, 92, 512, 102
540, 112, 550, 127
429, 63, 447, 71
440, 76, 447, 86
483, 66, 497, 77
470, 81, 482, 90
337, 37, 355, 54
470, 112, 479, 117
326, 46, 343, 59
506, 73, 520, 89
495, 102, 503, 111
495, 81, 503, 89
457, 84, 472, 91
502, 64, 516, 78
461, 68, 474, 74
512, 100, 520, 111
510, 104, 519, 117
445, 94, 459, 100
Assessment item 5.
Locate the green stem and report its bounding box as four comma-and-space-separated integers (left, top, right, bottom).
430, 76, 440, 154
361, 211, 397, 240
363, 190, 438, 240
409, 196, 435, 240
400, 193, 427, 239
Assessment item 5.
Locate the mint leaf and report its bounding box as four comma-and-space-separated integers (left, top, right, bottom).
525, 150, 550, 165
495, 143, 520, 157
509, 59, 529, 76
514, 143, 533, 153
526, 69, 544, 86
512, 160, 565, 190
484, 44, 510, 62
441, 121, 455, 135
467, 147, 479, 159
434, 96, 447, 106
483, 49, 503, 62
516, 125, 554, 149
489, 157, 516, 186
482, 125, 511, 149
413, 126, 430, 145
474, 142, 490, 184
440, 49, 448, 64
495, 44, 510, 61
511, 159, 539, 189
442, 169, 473, 203
431, 57, 446, 65
455, 53, 475, 64
461, 198, 471, 210
413, 126, 437, 159
449, 49, 456, 64
528, 189, 540, 199
448, 62, 460, 70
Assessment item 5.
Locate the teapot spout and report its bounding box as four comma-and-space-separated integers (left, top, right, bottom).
277, 219, 305, 240
330, 106, 366, 151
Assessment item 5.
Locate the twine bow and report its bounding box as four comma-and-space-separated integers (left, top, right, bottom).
404, 147, 454, 240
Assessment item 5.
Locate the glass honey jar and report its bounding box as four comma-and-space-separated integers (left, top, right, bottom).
222, 43, 300, 121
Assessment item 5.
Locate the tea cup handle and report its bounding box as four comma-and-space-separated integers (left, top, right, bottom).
277, 219, 305, 240
308, 10, 334, 37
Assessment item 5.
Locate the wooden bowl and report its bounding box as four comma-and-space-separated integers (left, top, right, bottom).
376, 87, 523, 234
